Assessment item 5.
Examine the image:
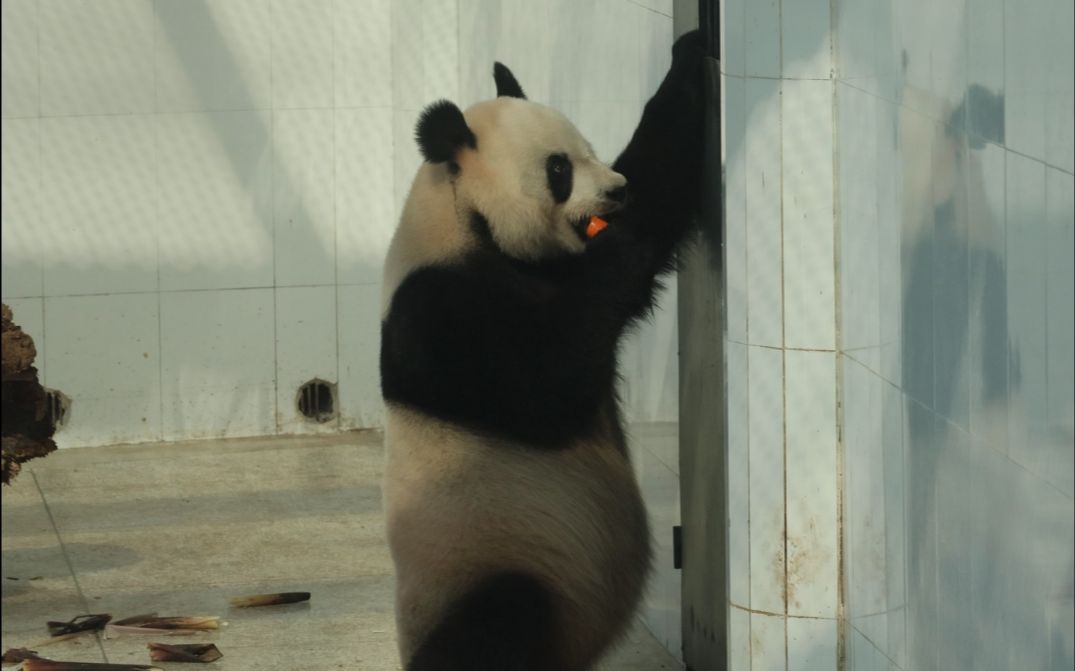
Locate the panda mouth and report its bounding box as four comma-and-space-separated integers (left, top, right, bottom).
572, 213, 616, 243
572, 216, 592, 242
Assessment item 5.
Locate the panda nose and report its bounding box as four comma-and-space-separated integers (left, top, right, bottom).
605, 186, 628, 205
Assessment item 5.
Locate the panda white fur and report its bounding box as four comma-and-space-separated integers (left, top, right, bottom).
380, 31, 706, 671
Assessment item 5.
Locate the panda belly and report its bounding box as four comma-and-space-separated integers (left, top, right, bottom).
383, 405, 651, 668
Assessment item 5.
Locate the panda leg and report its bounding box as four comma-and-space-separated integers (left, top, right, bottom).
407, 572, 564, 671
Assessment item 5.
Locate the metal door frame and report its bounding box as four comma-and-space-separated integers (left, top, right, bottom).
676, 0, 726, 668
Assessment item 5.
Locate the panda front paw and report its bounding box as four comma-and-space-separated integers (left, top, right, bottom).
671, 29, 706, 68
664, 29, 706, 111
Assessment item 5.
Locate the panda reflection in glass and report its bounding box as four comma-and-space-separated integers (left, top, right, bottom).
380, 30, 707, 671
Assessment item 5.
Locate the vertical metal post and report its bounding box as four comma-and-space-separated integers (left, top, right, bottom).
677, 0, 726, 668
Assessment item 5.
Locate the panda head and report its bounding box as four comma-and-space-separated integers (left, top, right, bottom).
414, 64, 627, 261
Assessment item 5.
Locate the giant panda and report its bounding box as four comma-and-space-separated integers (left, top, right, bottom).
379, 30, 706, 671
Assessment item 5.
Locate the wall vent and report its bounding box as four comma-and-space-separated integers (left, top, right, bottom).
44, 388, 70, 431
297, 379, 337, 423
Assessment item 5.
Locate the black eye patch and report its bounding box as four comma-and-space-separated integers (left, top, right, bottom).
545, 153, 573, 204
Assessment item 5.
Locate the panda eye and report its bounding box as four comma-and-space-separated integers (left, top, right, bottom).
545, 153, 573, 204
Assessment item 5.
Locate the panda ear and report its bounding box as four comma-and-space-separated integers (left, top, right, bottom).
493, 62, 527, 99
415, 100, 476, 164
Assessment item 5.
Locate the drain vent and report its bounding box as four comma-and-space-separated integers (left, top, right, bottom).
44, 388, 70, 431
297, 379, 337, 423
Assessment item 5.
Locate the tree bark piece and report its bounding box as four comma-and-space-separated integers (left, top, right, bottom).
1, 303, 57, 485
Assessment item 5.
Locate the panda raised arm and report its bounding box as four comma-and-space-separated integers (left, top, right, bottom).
379, 30, 707, 671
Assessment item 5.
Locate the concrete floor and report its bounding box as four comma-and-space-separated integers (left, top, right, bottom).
1, 431, 682, 670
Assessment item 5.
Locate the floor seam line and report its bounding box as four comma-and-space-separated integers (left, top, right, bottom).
30, 469, 109, 662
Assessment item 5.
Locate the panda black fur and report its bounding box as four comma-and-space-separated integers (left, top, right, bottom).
380, 31, 707, 671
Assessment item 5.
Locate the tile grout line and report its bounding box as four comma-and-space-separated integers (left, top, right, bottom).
35, 0, 46, 384
833, 77, 1074, 178
828, 0, 848, 665
153, 0, 165, 444
0, 281, 387, 302
269, 0, 280, 436
29, 469, 110, 663
332, 0, 341, 433
776, 0, 790, 666
731, 601, 845, 621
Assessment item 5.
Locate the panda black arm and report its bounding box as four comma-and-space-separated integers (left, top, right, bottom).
381, 260, 622, 448
610, 30, 707, 270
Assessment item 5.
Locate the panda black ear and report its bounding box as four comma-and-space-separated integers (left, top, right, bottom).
493, 62, 527, 99
415, 100, 476, 164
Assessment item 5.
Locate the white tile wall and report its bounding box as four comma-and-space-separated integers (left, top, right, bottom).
154, 0, 272, 112
44, 293, 162, 447
1, 0, 38, 119
724, 75, 748, 343
335, 0, 391, 108
420, 0, 461, 105
337, 283, 383, 431
498, 0, 556, 102
1, 118, 43, 299
1003, 0, 1050, 164
456, 0, 500, 106
781, 79, 835, 351
275, 285, 337, 434
156, 110, 274, 291
392, 107, 424, 220
875, 99, 902, 386
271, 0, 334, 110
1045, 168, 1075, 488
273, 109, 336, 287
848, 628, 890, 671
781, 0, 830, 81
723, 0, 1073, 668
784, 350, 838, 618
336, 108, 394, 286
879, 382, 907, 668
39, 0, 156, 117
744, 0, 780, 79
1045, 0, 1074, 173
726, 341, 750, 608
838, 85, 881, 370
721, 0, 852, 666
620, 282, 679, 423
832, 0, 1075, 668
160, 288, 276, 441
39, 115, 158, 296
966, 0, 1004, 138
747, 344, 785, 614
1004, 153, 1048, 466
631, 0, 673, 17
632, 437, 682, 658
392, 0, 433, 110
750, 611, 787, 671
721, 0, 744, 77
787, 616, 838, 671
744, 78, 784, 348
728, 606, 751, 670
966, 142, 1006, 447
639, 4, 673, 102
842, 357, 887, 622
